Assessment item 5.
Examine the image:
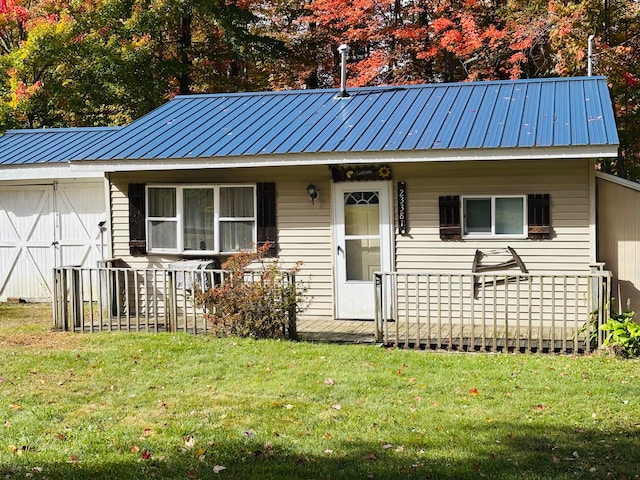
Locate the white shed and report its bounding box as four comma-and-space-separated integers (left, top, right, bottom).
0, 128, 117, 301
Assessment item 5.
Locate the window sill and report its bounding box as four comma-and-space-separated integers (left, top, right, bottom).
462, 234, 528, 240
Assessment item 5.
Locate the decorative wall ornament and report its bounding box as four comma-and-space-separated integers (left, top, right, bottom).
330, 164, 392, 182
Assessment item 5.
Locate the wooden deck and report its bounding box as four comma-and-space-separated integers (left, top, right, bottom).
297, 319, 377, 344
298, 319, 589, 353
68, 316, 590, 353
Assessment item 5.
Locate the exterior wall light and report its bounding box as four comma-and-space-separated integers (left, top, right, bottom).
306, 183, 319, 205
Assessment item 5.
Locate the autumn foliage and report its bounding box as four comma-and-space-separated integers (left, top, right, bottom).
0, 0, 637, 176
195, 243, 307, 340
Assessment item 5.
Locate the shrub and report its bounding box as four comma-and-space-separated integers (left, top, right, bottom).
600, 311, 640, 357
196, 243, 308, 339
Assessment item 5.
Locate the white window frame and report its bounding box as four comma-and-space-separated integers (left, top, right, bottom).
462, 195, 528, 239
146, 184, 257, 254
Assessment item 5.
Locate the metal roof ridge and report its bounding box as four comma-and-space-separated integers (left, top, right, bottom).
169, 76, 608, 100
4, 126, 122, 134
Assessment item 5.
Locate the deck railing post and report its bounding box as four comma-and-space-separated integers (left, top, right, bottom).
70, 267, 82, 330
287, 273, 298, 341
52, 267, 66, 331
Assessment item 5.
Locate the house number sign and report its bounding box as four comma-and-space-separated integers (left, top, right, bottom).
398, 181, 407, 235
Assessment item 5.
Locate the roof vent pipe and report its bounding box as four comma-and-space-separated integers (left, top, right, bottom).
336, 44, 351, 98
588, 34, 595, 76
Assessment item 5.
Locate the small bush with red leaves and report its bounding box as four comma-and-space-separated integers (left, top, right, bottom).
196, 243, 307, 339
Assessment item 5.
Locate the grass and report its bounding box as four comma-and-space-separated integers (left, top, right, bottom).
1, 303, 639, 479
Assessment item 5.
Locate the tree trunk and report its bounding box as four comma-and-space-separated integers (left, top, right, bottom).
178, 10, 193, 95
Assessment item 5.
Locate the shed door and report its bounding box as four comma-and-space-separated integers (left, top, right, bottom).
0, 185, 55, 301
0, 182, 105, 301
334, 181, 392, 319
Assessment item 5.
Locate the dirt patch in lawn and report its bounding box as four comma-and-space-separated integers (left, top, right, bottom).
0, 331, 89, 350
0, 303, 90, 350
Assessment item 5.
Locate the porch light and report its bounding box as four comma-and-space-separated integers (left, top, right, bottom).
306, 183, 319, 205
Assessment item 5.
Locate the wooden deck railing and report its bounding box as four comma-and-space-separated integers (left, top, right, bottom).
374, 271, 612, 354
52, 266, 296, 337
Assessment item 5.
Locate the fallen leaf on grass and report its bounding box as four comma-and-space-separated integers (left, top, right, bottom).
194, 448, 206, 456
243, 430, 254, 439
130, 445, 140, 454
363, 452, 377, 460
9, 404, 21, 410
382, 444, 393, 449
184, 435, 195, 448
469, 388, 479, 396
68, 454, 80, 463
213, 465, 226, 474
141, 451, 152, 460
187, 469, 197, 478
332, 404, 342, 410
324, 378, 335, 385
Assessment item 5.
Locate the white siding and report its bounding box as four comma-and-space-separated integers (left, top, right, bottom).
109, 166, 334, 319
597, 174, 640, 312
393, 159, 594, 273
108, 159, 595, 320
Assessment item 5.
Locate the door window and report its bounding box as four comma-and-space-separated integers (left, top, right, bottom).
344, 192, 380, 281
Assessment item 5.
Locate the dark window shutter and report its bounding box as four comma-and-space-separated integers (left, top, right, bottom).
439, 195, 461, 240
528, 194, 551, 239
257, 182, 277, 256
129, 183, 147, 255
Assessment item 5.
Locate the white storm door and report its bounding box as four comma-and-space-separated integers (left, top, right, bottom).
334, 181, 392, 319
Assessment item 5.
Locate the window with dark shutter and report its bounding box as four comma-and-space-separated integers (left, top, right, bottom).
257, 182, 277, 255
129, 183, 147, 255
439, 195, 461, 240
527, 194, 551, 239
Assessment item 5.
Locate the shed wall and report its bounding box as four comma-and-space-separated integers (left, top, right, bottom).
596, 175, 640, 312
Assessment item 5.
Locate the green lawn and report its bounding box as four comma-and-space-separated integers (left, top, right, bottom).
1, 303, 639, 479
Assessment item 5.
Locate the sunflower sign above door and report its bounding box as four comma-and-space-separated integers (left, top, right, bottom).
330, 164, 392, 182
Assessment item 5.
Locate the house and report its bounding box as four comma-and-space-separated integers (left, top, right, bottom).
2, 76, 630, 350
61, 75, 620, 322
0, 128, 118, 301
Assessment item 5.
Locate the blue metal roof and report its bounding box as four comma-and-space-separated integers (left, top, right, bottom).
0, 127, 119, 165
77, 76, 618, 161
0, 76, 619, 167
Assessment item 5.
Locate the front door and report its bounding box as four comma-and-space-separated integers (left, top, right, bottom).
334, 181, 392, 319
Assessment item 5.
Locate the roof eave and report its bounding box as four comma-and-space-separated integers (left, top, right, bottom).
1, 163, 107, 181
68, 145, 620, 173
